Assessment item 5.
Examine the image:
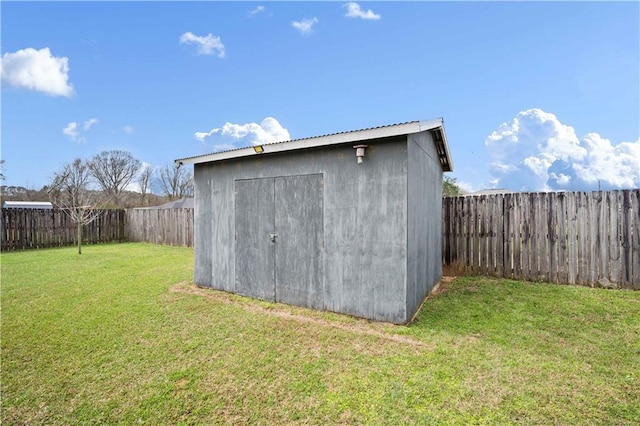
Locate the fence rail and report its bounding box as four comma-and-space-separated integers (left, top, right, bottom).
443, 190, 640, 289
1, 208, 125, 251
124, 208, 194, 247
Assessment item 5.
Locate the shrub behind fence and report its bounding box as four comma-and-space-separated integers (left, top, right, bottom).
1, 208, 125, 251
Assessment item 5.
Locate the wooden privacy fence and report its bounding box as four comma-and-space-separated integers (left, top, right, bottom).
443, 190, 640, 289
1, 208, 125, 250
5, 191, 640, 291
125, 208, 193, 247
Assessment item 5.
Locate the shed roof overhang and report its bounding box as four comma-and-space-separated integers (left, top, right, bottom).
176, 118, 453, 172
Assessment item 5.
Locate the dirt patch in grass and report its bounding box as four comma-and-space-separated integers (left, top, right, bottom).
425, 276, 456, 298
443, 262, 467, 277
169, 282, 429, 348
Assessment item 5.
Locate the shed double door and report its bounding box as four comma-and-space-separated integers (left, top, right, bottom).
235, 174, 324, 309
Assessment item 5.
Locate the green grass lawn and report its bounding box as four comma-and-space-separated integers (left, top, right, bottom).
2, 243, 639, 424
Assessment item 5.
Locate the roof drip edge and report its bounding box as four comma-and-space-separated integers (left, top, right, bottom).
176, 117, 453, 172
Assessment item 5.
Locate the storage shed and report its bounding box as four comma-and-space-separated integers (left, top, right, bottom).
176, 118, 453, 323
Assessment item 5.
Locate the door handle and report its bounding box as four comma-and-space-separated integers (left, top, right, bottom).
269, 232, 278, 242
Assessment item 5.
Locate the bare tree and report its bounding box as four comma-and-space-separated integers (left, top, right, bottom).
157, 163, 193, 201
88, 150, 141, 206
138, 164, 154, 206
48, 158, 108, 254
0, 159, 5, 199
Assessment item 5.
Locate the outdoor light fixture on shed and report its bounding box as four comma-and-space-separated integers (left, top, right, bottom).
353, 144, 368, 164
253, 145, 264, 153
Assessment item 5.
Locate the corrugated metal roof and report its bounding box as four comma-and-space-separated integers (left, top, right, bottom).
176, 118, 453, 171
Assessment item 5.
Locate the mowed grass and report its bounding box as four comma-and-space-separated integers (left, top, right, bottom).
2, 243, 639, 425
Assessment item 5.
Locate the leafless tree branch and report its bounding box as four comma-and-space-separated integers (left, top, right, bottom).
138, 164, 154, 206
157, 163, 193, 201
48, 158, 110, 254
88, 150, 141, 205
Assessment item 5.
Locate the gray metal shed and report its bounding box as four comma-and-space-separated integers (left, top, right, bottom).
176, 118, 453, 323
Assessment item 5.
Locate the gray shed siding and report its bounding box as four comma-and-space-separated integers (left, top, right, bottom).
406, 132, 443, 318
193, 131, 442, 323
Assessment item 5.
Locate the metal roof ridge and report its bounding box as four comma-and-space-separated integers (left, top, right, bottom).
418, 117, 444, 130
175, 120, 420, 164
175, 118, 450, 168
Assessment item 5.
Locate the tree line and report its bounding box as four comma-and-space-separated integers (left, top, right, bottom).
3, 157, 465, 206
2, 153, 464, 255
1, 151, 194, 254
1, 151, 193, 209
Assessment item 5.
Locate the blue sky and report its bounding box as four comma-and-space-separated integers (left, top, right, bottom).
2, 1, 639, 192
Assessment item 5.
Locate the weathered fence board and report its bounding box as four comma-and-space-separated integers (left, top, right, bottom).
632, 190, 640, 289
608, 191, 621, 285
443, 190, 639, 289
124, 208, 194, 247
1, 208, 125, 251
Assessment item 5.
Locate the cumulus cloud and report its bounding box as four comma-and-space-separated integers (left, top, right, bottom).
292, 18, 319, 35
574, 134, 640, 188
486, 108, 640, 191
63, 122, 80, 141
194, 117, 290, 152
344, 2, 381, 20
83, 118, 98, 131
1, 47, 74, 97
456, 180, 477, 194
179, 32, 225, 57
63, 117, 98, 143
123, 125, 134, 135
249, 5, 265, 17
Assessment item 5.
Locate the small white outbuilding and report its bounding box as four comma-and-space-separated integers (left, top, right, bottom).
2, 201, 53, 210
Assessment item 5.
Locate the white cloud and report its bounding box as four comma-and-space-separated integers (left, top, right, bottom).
292, 18, 319, 35
139, 161, 152, 171
455, 179, 476, 194
63, 117, 98, 143
1, 47, 74, 97
83, 118, 98, 131
123, 125, 134, 135
249, 6, 265, 16
194, 117, 290, 151
63, 122, 79, 141
179, 32, 225, 57
344, 2, 381, 20
485, 108, 640, 191
573, 134, 640, 188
